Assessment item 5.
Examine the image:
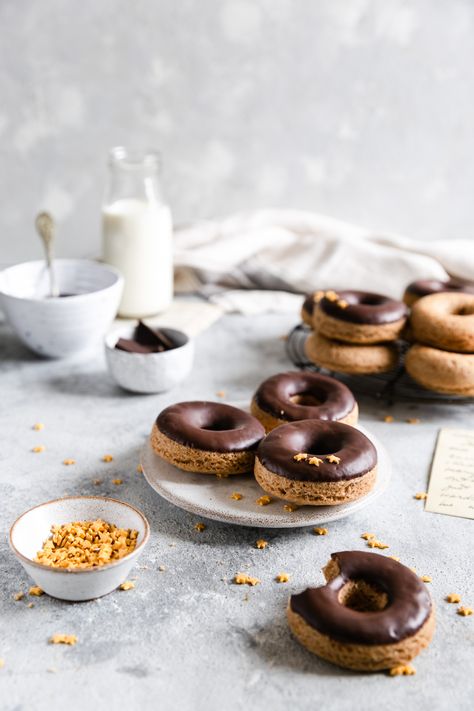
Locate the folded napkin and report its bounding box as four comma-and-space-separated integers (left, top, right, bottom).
174, 209, 474, 313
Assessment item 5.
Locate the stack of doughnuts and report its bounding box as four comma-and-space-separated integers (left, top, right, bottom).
304, 290, 408, 374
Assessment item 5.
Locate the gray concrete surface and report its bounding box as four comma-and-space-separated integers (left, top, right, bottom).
0, 310, 473, 710
2, 0, 474, 265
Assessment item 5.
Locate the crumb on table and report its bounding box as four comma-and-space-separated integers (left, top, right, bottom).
112, 478, 123, 485
421, 575, 432, 583
29, 586, 44, 597
256, 496, 272, 506
32, 423, 44, 431
275, 572, 290, 583
406, 418, 420, 425
383, 415, 394, 423
367, 539, 389, 550
119, 581, 135, 591
414, 492, 428, 500
283, 503, 299, 512
194, 522, 206, 532
389, 664, 416, 676
234, 573, 260, 586
13, 591, 24, 601
50, 634, 77, 646
230, 492, 243, 500
255, 539, 268, 549
63, 459, 75, 466
313, 527, 328, 536
32, 445, 45, 453
102, 454, 114, 462
361, 532, 376, 540
457, 607, 473, 617
446, 593, 461, 603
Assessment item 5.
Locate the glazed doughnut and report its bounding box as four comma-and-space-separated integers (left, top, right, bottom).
305, 332, 399, 375
151, 401, 265, 475
287, 551, 435, 671
254, 420, 377, 505
410, 292, 474, 353
314, 290, 408, 344
403, 278, 474, 307
250, 371, 358, 432
301, 291, 324, 326
405, 343, 474, 396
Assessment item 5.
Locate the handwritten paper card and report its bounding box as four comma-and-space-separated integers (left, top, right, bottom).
425, 428, 474, 520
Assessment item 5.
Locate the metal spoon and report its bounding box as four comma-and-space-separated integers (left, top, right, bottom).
35, 212, 59, 298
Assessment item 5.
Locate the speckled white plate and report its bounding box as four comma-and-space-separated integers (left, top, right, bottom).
141, 405, 391, 528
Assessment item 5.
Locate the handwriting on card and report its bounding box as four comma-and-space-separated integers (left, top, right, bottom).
425, 428, 474, 520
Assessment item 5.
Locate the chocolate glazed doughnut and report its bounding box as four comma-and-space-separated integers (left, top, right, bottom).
254, 420, 377, 505
287, 551, 435, 671
250, 371, 358, 432
403, 278, 474, 307
314, 290, 408, 344
151, 401, 265, 476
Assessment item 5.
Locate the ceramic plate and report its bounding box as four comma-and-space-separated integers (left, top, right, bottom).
141, 407, 391, 528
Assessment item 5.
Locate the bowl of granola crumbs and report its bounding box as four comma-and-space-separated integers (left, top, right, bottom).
9, 496, 150, 601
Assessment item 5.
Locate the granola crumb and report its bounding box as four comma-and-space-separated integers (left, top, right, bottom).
194, 522, 206, 532
50, 634, 77, 646
255, 539, 268, 549
112, 479, 123, 486
367, 540, 389, 550
326, 454, 341, 464
158, 565, 166, 572
421, 575, 432, 583
313, 527, 328, 536
406, 418, 420, 425
414, 492, 428, 500
234, 573, 260, 586
256, 495, 272, 506
62, 459, 75, 466
446, 593, 461, 603
308, 456, 323, 467
136, 464, 143, 474
337, 299, 348, 309
29, 586, 44, 597
283, 503, 299, 512
275, 572, 290, 583
33, 423, 45, 431
325, 290, 338, 301
389, 664, 416, 676
102, 454, 114, 462
230, 492, 243, 500
215, 390, 226, 398
457, 606, 473, 616
119, 581, 135, 591
13, 591, 25, 601
383, 415, 394, 423
32, 445, 45, 453
293, 452, 308, 462
361, 532, 376, 540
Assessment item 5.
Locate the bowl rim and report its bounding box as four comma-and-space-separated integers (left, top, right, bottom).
0, 258, 123, 301
9, 495, 150, 575
104, 324, 191, 354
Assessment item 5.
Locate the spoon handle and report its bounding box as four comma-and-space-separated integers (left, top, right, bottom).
35, 212, 59, 297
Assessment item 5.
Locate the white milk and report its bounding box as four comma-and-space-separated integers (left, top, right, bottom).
102, 198, 173, 318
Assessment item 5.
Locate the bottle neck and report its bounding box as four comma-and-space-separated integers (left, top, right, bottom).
104, 147, 164, 205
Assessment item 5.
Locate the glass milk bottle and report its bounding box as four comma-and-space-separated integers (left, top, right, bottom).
102, 147, 173, 318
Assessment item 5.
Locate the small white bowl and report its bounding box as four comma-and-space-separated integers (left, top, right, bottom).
9, 496, 150, 602
105, 325, 194, 393
0, 259, 123, 358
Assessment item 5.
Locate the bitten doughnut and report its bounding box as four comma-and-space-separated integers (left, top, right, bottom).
405, 343, 474, 396
403, 278, 474, 307
287, 551, 435, 671
305, 332, 399, 375
251, 371, 358, 432
314, 290, 408, 344
410, 292, 474, 353
151, 401, 265, 475
254, 420, 377, 505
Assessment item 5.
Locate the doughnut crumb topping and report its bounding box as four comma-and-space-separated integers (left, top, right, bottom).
293, 452, 308, 462
308, 456, 323, 467
326, 454, 341, 464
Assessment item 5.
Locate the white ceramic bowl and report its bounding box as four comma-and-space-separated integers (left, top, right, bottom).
9, 496, 150, 601
0, 259, 123, 358
105, 325, 194, 393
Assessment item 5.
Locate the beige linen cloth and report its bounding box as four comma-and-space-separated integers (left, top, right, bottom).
173, 209, 474, 314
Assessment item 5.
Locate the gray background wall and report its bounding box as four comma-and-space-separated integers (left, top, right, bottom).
1, 0, 474, 263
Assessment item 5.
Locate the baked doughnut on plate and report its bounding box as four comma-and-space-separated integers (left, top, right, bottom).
151, 401, 265, 476
410, 292, 474, 353
254, 419, 377, 506
403, 278, 474, 307
287, 551, 435, 671
251, 371, 358, 432
314, 290, 408, 344
405, 343, 474, 396
305, 332, 399, 375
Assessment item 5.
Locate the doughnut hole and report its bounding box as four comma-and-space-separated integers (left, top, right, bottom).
289, 392, 324, 407
200, 417, 238, 432
338, 580, 389, 612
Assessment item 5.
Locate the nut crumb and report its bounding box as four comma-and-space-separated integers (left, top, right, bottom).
446, 593, 461, 603
215, 390, 226, 398
367, 540, 389, 550
406, 418, 420, 425
230, 492, 243, 500
102, 454, 114, 462
234, 573, 260, 586
158, 565, 166, 572
308, 456, 323, 467
195, 522, 206, 532
313, 527, 328, 536
283, 503, 299, 512
414, 492, 427, 500
457, 606, 473, 616
389, 664, 416, 677
33, 423, 44, 431
63, 459, 75, 466
32, 445, 45, 453
256, 495, 272, 506
29, 586, 44, 597
275, 572, 290, 583
325, 290, 338, 301
50, 634, 77, 646
421, 575, 432, 583
293, 452, 308, 462
361, 532, 376, 540
337, 299, 348, 309
255, 539, 268, 549
119, 581, 135, 591
136, 464, 143, 474
112, 479, 123, 485
383, 415, 394, 423
326, 454, 340, 464
13, 591, 24, 601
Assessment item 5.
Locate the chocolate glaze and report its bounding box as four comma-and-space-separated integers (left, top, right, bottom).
405, 278, 474, 298
256, 420, 376, 482
116, 322, 178, 354
254, 371, 356, 423
319, 290, 408, 325
157, 401, 265, 453
290, 551, 432, 645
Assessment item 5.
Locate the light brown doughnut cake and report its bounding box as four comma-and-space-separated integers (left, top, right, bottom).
405, 343, 474, 396
288, 551, 435, 671
151, 401, 265, 476
305, 332, 399, 375
410, 292, 474, 353
313, 290, 408, 344
254, 420, 377, 506
250, 371, 358, 432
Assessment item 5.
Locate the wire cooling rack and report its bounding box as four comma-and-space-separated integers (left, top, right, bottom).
286, 324, 473, 405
